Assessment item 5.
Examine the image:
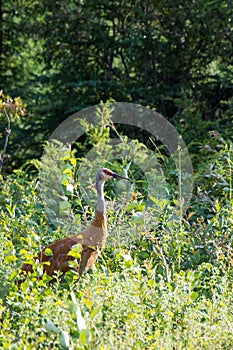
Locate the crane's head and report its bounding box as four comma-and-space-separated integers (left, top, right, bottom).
96, 168, 129, 183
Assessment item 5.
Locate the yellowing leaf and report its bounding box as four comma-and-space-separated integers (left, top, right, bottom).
67, 243, 82, 258
81, 297, 93, 310
44, 248, 53, 256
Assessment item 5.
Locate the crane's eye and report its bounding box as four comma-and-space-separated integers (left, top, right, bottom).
103, 169, 113, 176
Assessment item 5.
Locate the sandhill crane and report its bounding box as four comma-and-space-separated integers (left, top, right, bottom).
20, 168, 129, 279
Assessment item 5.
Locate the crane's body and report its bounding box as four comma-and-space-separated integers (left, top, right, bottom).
20, 168, 128, 278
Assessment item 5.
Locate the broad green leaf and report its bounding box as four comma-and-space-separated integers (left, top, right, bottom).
67, 243, 82, 258
90, 307, 101, 320
60, 330, 70, 348
79, 329, 90, 346
44, 319, 59, 334
190, 291, 199, 302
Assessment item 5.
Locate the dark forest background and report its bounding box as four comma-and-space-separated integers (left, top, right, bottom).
0, 0, 232, 172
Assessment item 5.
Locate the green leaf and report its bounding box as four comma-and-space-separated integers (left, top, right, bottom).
82, 297, 93, 310
4, 254, 16, 264
215, 199, 221, 212
65, 183, 74, 195
44, 248, 53, 256
148, 279, 154, 288
131, 212, 144, 225
60, 330, 70, 348
79, 329, 90, 346
90, 307, 101, 320
125, 202, 145, 212
76, 305, 87, 331
69, 157, 76, 165
62, 167, 73, 176
44, 319, 59, 334
59, 201, 71, 215
67, 243, 82, 259
190, 291, 199, 302
20, 280, 31, 293
137, 251, 149, 260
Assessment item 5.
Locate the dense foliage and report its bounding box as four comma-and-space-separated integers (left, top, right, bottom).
0, 0, 232, 348
1, 0, 232, 169
0, 104, 233, 348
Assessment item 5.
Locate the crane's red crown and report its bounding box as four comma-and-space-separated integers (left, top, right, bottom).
103, 168, 113, 176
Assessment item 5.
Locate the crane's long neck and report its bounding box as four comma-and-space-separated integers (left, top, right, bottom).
90, 178, 107, 231
79, 176, 107, 248
95, 179, 106, 213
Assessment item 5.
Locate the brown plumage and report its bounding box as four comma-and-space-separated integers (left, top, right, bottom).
20, 168, 129, 279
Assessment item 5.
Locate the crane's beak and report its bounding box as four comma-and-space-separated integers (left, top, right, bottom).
112, 172, 130, 180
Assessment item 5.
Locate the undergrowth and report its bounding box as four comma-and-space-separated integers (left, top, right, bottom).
0, 105, 232, 349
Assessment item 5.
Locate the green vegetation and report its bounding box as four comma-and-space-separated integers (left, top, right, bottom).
0, 104, 233, 349
1, 0, 232, 170
0, 0, 232, 348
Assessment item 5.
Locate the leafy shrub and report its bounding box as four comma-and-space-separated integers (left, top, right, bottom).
0, 102, 232, 349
